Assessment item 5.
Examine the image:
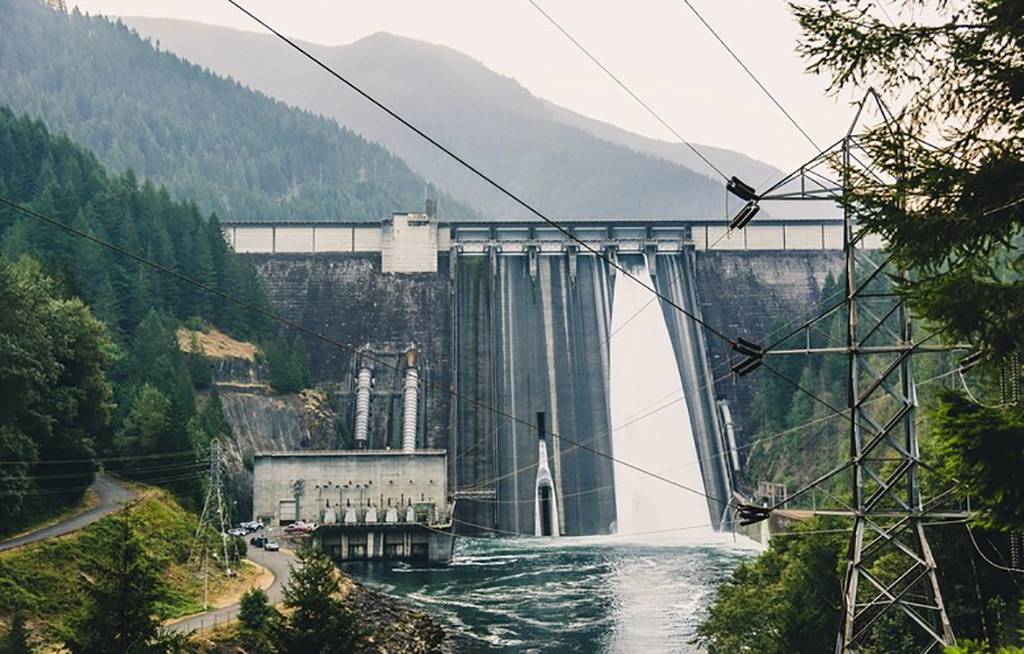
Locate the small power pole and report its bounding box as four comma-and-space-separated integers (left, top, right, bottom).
188, 439, 232, 609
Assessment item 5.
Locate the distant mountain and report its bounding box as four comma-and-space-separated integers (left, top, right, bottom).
123, 18, 798, 220
0, 0, 472, 222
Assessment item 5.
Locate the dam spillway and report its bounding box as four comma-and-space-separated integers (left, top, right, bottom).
452, 251, 618, 536
226, 213, 848, 536
610, 256, 711, 534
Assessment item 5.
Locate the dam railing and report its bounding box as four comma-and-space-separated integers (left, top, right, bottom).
221, 218, 866, 255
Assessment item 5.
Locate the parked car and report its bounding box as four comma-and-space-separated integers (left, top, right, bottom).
264, 541, 280, 552
227, 527, 246, 537
284, 521, 316, 534
250, 536, 268, 548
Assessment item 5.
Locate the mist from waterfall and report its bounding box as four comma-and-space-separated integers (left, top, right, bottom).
609, 260, 710, 535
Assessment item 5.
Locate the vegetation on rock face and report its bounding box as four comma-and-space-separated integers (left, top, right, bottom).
265, 333, 312, 395
743, 272, 848, 495
0, 0, 471, 222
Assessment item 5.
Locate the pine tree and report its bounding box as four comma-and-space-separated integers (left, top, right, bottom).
271, 548, 361, 654
266, 334, 298, 394
793, 1, 1024, 356
289, 335, 311, 390
238, 587, 274, 652
66, 513, 177, 654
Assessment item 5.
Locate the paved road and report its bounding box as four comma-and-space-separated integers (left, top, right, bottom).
0, 474, 135, 553
166, 547, 294, 634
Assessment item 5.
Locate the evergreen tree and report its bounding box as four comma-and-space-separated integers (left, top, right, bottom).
290, 335, 311, 390
933, 393, 1024, 531
184, 334, 213, 390
66, 514, 178, 654
238, 587, 274, 652
792, 0, 1024, 537
114, 386, 173, 464
271, 548, 361, 654
125, 311, 178, 392
266, 334, 298, 394
196, 385, 231, 441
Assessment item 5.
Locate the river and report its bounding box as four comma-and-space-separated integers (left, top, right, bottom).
343, 530, 759, 652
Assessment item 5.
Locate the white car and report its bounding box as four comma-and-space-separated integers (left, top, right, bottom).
264, 541, 280, 552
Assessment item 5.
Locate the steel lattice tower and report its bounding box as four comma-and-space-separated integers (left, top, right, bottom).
732, 90, 967, 652
188, 439, 232, 609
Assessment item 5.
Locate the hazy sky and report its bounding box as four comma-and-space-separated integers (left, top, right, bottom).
68, 0, 867, 170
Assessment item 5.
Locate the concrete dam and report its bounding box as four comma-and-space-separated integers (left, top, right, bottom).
224, 211, 849, 536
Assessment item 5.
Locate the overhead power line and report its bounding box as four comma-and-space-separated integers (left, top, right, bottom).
966, 524, 1024, 575
526, 0, 818, 158
674, 0, 820, 151
221, 0, 737, 350
525, 0, 729, 180
0, 448, 205, 466
221, 1, 870, 500
0, 193, 727, 508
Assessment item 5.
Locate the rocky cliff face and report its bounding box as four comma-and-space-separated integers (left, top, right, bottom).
180, 326, 340, 516
245, 253, 453, 453
216, 388, 338, 517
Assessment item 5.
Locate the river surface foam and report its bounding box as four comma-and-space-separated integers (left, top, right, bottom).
343, 532, 761, 652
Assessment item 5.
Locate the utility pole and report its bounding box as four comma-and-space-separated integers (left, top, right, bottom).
188, 439, 232, 610
730, 89, 967, 652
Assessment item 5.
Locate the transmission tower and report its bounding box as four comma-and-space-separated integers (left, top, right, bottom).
730, 90, 968, 652
188, 439, 232, 609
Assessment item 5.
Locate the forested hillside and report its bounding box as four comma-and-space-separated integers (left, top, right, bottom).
0, 0, 472, 222
120, 19, 749, 220
0, 106, 269, 531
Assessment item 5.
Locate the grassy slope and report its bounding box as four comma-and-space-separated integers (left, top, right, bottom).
0, 489, 226, 642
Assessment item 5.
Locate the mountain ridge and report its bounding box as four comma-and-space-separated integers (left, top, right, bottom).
0, 0, 473, 222
123, 16, 794, 220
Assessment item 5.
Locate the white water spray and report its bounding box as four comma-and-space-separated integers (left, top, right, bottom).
609, 261, 710, 534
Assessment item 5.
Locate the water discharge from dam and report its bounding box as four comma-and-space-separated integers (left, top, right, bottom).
609, 258, 711, 535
